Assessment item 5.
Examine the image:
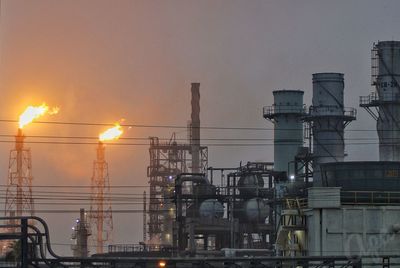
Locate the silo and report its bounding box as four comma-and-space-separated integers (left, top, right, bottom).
360, 41, 400, 161
263, 90, 304, 176
305, 73, 356, 185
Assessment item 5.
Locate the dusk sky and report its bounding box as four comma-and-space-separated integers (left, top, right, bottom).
0, 0, 399, 255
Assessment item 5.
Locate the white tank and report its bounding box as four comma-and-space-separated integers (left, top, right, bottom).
243, 198, 269, 223
199, 199, 224, 219
237, 173, 264, 197
263, 90, 304, 174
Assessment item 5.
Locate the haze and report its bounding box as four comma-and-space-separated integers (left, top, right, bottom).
0, 0, 399, 255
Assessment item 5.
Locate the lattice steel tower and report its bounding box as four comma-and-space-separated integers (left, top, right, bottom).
89, 141, 113, 254
146, 83, 208, 246
4, 128, 35, 222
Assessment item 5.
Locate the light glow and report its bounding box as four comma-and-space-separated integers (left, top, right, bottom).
99, 123, 123, 141
19, 103, 59, 129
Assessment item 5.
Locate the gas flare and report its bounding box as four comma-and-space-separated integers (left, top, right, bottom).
18, 103, 59, 129
99, 123, 123, 141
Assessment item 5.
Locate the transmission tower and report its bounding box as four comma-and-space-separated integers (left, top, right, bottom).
89, 141, 113, 254
4, 128, 35, 223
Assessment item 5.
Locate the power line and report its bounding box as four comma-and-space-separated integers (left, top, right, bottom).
0, 118, 387, 132
0, 139, 390, 146
0, 209, 169, 213
0, 134, 386, 141
0, 188, 149, 196
0, 185, 148, 188
0, 119, 270, 130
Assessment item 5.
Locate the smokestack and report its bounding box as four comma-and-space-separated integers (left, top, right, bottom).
191, 83, 200, 173
263, 90, 304, 176
305, 73, 356, 185
360, 41, 400, 161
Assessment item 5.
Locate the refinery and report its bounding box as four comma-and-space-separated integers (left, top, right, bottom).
0, 40, 399, 267
1, 2, 400, 268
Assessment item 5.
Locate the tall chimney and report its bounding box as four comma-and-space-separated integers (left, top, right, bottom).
191, 83, 200, 173
263, 90, 304, 176
305, 73, 356, 185
360, 41, 400, 161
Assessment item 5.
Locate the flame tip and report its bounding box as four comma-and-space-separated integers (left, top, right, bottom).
18, 103, 59, 128
99, 123, 123, 141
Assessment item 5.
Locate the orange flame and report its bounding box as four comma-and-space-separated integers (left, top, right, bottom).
19, 103, 59, 129
99, 123, 123, 141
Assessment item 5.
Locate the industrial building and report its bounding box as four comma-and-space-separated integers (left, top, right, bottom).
146, 83, 208, 249
137, 40, 400, 265
24, 39, 398, 267
3, 41, 400, 267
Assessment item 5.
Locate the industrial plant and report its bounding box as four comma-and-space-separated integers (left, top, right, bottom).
1, 40, 400, 267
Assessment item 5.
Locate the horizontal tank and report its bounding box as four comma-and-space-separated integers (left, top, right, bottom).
199, 199, 224, 219
321, 161, 400, 191
237, 173, 264, 197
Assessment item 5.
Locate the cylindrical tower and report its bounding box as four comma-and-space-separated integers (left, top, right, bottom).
374, 41, 400, 161
306, 73, 356, 185
191, 83, 201, 173
263, 90, 304, 175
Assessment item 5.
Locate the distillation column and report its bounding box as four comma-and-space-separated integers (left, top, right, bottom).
263, 90, 305, 176
360, 41, 400, 161
305, 73, 356, 185
71, 208, 90, 257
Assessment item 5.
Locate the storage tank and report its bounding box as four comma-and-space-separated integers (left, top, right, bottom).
241, 198, 269, 223
237, 173, 264, 197
193, 183, 216, 197
321, 161, 400, 192
199, 199, 224, 219
263, 90, 305, 175
304, 73, 356, 185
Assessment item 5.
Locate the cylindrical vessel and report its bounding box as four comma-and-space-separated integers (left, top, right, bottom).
311, 73, 346, 185
269, 90, 304, 174
243, 198, 269, 223
376, 41, 400, 99
191, 83, 201, 172
237, 173, 264, 197
199, 199, 224, 219
375, 41, 400, 161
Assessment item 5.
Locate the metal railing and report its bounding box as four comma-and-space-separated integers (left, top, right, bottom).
360, 92, 400, 105
360, 92, 379, 105
307, 106, 357, 118
263, 105, 306, 118
341, 190, 400, 205
284, 198, 308, 209
108, 243, 174, 253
